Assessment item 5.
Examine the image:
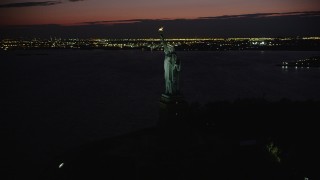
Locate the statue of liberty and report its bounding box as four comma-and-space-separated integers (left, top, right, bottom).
158, 27, 181, 95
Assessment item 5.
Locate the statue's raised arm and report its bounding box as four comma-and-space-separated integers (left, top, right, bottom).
158, 27, 168, 51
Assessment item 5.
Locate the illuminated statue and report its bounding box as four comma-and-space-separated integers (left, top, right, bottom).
159, 27, 181, 95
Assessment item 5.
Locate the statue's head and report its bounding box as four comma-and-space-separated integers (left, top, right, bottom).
168, 45, 175, 53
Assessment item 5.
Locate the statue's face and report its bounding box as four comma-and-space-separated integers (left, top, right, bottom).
168, 45, 175, 52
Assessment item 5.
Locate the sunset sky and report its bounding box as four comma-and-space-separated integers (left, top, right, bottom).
0, 0, 320, 37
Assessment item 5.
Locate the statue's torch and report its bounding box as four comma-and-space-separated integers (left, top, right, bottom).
158, 27, 164, 35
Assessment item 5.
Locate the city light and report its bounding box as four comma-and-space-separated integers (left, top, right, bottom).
1, 37, 320, 51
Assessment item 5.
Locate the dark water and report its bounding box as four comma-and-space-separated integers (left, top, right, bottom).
3, 50, 320, 178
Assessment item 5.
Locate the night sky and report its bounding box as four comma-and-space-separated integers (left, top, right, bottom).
1, 0, 320, 38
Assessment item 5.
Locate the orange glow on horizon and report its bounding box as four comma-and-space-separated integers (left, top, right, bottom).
0, 0, 319, 26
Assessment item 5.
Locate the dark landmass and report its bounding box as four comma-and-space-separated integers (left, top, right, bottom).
37, 98, 319, 180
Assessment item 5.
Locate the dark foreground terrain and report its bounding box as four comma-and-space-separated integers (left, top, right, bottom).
35, 98, 319, 180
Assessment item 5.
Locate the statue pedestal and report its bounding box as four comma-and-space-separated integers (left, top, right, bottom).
158, 94, 188, 130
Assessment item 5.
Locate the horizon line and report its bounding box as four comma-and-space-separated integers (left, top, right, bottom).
1, 36, 320, 40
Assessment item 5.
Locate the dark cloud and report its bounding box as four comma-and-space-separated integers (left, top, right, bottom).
0, 1, 62, 8
79, 11, 320, 26
199, 11, 320, 20
79, 18, 177, 25
1, 11, 320, 38
80, 19, 145, 25
0, 0, 85, 8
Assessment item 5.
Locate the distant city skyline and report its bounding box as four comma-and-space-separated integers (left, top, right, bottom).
0, 0, 320, 38
2, 37, 320, 52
